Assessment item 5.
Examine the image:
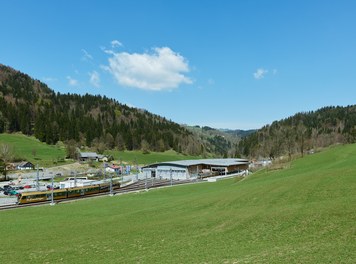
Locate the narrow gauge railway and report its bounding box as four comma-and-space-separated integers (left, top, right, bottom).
117, 178, 195, 194
17, 182, 121, 204
0, 178, 199, 211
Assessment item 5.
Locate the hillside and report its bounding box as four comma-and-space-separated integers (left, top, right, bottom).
0, 133, 66, 167
222, 128, 256, 138
0, 133, 201, 168
1, 144, 355, 263
238, 105, 356, 158
0, 64, 208, 156
184, 125, 255, 157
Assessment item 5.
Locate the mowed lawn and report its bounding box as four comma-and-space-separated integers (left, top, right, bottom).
1, 144, 355, 263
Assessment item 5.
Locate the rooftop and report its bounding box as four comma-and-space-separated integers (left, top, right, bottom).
143, 158, 249, 169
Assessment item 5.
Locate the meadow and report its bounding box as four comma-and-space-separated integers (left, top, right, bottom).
0, 133, 67, 167
0, 144, 355, 263
0, 133, 200, 168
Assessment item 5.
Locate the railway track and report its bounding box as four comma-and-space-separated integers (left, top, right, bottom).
0, 178, 201, 211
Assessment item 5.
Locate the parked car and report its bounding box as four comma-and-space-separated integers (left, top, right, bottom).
3, 185, 13, 191
23, 185, 32, 189
5, 190, 18, 196
47, 185, 59, 190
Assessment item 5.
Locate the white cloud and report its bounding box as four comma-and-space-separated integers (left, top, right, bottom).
105, 47, 192, 91
100, 46, 115, 55
253, 68, 268, 80
111, 40, 123, 48
66, 76, 79, 86
89, 71, 100, 88
81, 49, 93, 61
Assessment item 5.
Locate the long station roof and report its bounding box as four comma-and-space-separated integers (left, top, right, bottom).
143, 158, 249, 169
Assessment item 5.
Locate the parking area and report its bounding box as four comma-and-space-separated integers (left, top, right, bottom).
0, 179, 50, 205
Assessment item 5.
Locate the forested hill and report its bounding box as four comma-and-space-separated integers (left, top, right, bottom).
238, 105, 356, 159
0, 64, 207, 155
184, 125, 255, 157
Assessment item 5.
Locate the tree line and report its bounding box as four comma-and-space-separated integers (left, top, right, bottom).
238, 105, 356, 159
0, 64, 204, 156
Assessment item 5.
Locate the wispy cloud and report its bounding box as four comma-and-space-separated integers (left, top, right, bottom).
111, 40, 123, 48
253, 68, 268, 80
89, 71, 100, 88
42, 77, 57, 82
105, 46, 192, 91
66, 76, 79, 86
81, 49, 93, 61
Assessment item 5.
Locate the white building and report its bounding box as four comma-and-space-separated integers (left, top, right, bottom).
59, 179, 98, 189
105, 165, 121, 174
142, 158, 249, 180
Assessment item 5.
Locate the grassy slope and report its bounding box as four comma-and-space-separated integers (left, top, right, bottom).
0, 133, 200, 167
0, 133, 66, 167
1, 144, 355, 263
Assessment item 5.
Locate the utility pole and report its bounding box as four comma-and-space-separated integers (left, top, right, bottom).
196, 165, 199, 182
36, 164, 40, 191
74, 171, 77, 187
103, 162, 106, 182
50, 172, 55, 206
170, 168, 173, 186
109, 173, 113, 196
135, 159, 138, 182
145, 170, 148, 190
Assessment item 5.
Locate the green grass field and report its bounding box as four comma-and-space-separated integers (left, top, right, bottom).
0, 133, 67, 167
0, 133, 200, 167
1, 144, 355, 263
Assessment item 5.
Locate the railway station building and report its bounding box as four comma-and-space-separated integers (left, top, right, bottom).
142, 158, 249, 180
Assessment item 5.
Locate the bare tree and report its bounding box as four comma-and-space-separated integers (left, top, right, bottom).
284, 126, 296, 161
105, 132, 115, 149
65, 139, 78, 159
297, 121, 307, 157
0, 143, 14, 181
141, 139, 150, 154
115, 133, 125, 151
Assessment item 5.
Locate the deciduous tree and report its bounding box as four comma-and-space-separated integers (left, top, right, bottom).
0, 143, 14, 181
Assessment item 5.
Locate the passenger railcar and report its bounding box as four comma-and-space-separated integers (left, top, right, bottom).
17, 182, 120, 204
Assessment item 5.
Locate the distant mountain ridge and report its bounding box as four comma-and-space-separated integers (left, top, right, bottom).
184, 125, 255, 157
220, 128, 256, 138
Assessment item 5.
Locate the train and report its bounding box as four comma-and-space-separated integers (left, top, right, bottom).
17, 182, 121, 204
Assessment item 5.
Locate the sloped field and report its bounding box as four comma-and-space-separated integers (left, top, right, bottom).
1, 144, 355, 263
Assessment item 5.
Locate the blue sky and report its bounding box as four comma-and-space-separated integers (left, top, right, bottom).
1, 1, 355, 129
